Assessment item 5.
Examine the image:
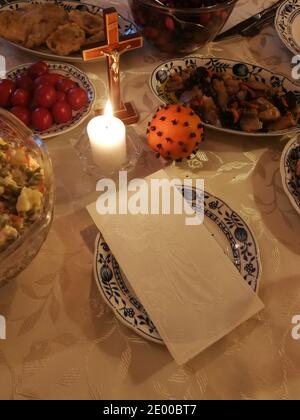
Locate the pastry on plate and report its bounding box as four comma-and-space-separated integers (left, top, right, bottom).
68, 10, 104, 35
84, 30, 105, 45
46, 23, 86, 56
23, 4, 68, 48
0, 4, 105, 56
0, 10, 28, 44
0, 4, 68, 48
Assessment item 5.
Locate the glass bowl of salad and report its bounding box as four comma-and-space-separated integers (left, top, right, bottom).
0, 108, 54, 288
128, 0, 238, 54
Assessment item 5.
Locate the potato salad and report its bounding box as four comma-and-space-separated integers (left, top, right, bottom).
0, 136, 45, 252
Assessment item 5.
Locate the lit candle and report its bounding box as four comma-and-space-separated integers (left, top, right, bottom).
87, 101, 127, 172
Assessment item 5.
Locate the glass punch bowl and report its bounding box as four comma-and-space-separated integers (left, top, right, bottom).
0, 109, 54, 288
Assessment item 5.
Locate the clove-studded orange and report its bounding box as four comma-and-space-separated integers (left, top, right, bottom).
147, 104, 204, 160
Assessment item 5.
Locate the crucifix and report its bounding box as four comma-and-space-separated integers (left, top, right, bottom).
82, 7, 143, 125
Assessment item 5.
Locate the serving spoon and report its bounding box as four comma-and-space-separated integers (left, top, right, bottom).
153, 0, 204, 30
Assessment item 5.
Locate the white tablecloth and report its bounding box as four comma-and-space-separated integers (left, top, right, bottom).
0, 0, 299, 400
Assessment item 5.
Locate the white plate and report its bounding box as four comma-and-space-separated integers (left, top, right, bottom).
94, 188, 262, 344
280, 136, 300, 214
7, 61, 95, 139
0, 0, 138, 63
150, 56, 300, 138
275, 0, 300, 56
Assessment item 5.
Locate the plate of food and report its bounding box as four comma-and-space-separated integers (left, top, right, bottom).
0, 108, 54, 287
0, 0, 138, 62
94, 188, 261, 344
275, 0, 300, 56
280, 136, 300, 215
0, 60, 95, 139
150, 57, 300, 137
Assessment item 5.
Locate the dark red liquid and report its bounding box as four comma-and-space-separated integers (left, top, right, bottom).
129, 0, 236, 54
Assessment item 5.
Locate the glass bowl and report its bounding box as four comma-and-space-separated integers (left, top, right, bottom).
128, 0, 238, 54
0, 109, 54, 288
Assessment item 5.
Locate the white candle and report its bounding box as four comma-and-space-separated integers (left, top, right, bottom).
87, 101, 127, 172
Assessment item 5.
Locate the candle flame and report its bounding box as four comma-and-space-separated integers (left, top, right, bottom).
104, 100, 113, 118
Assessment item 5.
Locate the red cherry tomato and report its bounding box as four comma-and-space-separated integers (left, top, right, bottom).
52, 101, 72, 124
56, 78, 77, 93
11, 88, 30, 107
16, 72, 34, 92
55, 91, 66, 102
27, 61, 49, 79
34, 76, 53, 89
34, 84, 57, 108
11, 106, 31, 126
67, 87, 88, 110
29, 98, 39, 111
34, 73, 63, 87
31, 107, 53, 131
0, 79, 16, 107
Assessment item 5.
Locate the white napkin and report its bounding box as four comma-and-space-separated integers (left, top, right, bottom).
87, 170, 264, 365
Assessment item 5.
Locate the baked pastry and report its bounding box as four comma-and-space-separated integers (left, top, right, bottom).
0, 4, 104, 56
46, 23, 86, 56
68, 10, 103, 35
23, 4, 68, 48
84, 31, 105, 45
0, 10, 28, 44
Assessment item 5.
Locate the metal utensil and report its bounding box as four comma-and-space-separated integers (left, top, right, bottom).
215, 0, 283, 41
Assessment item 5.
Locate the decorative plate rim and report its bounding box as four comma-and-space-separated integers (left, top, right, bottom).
93, 188, 262, 344
149, 55, 300, 138
0, 0, 138, 63
275, 0, 300, 56
280, 136, 300, 215
6, 61, 95, 139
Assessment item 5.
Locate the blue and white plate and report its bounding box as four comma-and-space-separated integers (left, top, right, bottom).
150, 56, 300, 137
280, 136, 300, 214
7, 61, 95, 139
0, 0, 138, 63
94, 188, 262, 344
275, 0, 300, 56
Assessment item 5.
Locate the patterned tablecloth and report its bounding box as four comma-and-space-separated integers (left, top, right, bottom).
0, 0, 299, 400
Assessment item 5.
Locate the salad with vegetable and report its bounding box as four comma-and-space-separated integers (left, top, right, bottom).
0, 135, 45, 252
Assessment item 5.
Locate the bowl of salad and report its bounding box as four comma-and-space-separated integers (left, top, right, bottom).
0, 108, 54, 287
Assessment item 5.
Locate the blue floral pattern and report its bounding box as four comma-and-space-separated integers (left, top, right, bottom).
150, 57, 300, 137
275, 0, 300, 55
94, 188, 261, 344
281, 138, 300, 214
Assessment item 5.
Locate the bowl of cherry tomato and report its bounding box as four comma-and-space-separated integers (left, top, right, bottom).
129, 0, 238, 54
0, 61, 95, 139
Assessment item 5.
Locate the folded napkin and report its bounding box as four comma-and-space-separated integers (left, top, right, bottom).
87, 170, 264, 365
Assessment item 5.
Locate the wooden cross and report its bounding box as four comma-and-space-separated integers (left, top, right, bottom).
82, 7, 143, 125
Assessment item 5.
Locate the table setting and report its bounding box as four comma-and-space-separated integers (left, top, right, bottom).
0, 0, 299, 401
